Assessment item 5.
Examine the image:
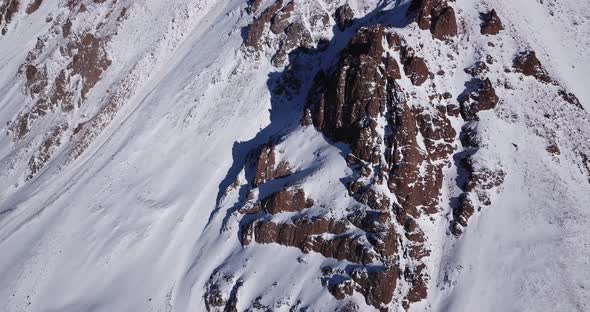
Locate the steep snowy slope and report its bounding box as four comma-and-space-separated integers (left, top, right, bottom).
0, 0, 589, 311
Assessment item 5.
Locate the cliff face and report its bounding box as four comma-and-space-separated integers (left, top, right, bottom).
1, 0, 590, 311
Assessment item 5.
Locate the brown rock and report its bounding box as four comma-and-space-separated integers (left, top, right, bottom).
245, 0, 284, 50
69, 33, 112, 100
408, 0, 457, 40
431, 6, 457, 40
387, 103, 442, 217
385, 54, 401, 80
404, 56, 429, 86
335, 4, 354, 31
453, 193, 475, 228
25, 65, 37, 81
404, 264, 428, 304
246, 0, 263, 14
513, 50, 553, 84
0, 0, 19, 35
269, 1, 294, 34
386, 32, 401, 51
546, 142, 560, 156
460, 78, 499, 121
282, 22, 312, 51
260, 188, 313, 214
305, 26, 386, 162
352, 266, 398, 308
244, 217, 378, 264
480, 9, 504, 35
25, 0, 42, 14
253, 143, 292, 186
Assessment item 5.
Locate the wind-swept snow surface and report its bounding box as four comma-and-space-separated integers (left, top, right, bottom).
0, 0, 589, 311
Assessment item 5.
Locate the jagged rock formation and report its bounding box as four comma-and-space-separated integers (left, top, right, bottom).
1, 1, 590, 312
221, 16, 459, 309
335, 3, 354, 31
459, 78, 499, 121
0, 0, 19, 35
408, 0, 457, 40
512, 50, 553, 84
480, 9, 504, 35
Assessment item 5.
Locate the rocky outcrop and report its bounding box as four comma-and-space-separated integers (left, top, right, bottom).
335, 4, 354, 31
11, 31, 111, 141
245, 0, 284, 50
0, 0, 19, 35
258, 188, 314, 214
451, 122, 505, 235
244, 0, 319, 66
403, 56, 429, 86
408, 0, 457, 40
246, 0, 263, 14
253, 143, 292, 186
204, 271, 243, 312
480, 9, 504, 35
304, 25, 386, 163
431, 6, 457, 40
269, 1, 294, 34
513, 50, 553, 84
25, 0, 43, 14
242, 217, 379, 265
459, 78, 499, 121
226, 16, 462, 309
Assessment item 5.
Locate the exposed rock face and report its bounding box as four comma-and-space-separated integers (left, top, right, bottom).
403, 56, 429, 86
4, 0, 133, 185
0, 0, 19, 35
259, 188, 314, 214
558, 89, 583, 110
431, 6, 457, 40
385, 55, 401, 80
282, 21, 313, 51
244, 0, 320, 67
204, 271, 243, 312
304, 25, 386, 163
26, 0, 43, 14
408, 0, 457, 40
253, 143, 292, 186
301, 25, 456, 306
335, 3, 354, 31
11, 31, 112, 141
242, 217, 379, 265
245, 0, 284, 50
70, 33, 112, 101
451, 121, 505, 235
221, 6, 466, 308
480, 9, 504, 35
459, 78, 499, 121
269, 1, 294, 34
386, 32, 401, 51
513, 50, 553, 84
246, 0, 264, 14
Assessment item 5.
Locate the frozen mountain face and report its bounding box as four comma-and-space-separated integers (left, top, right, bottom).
0, 0, 589, 312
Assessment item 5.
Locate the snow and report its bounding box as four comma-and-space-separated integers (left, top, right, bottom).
0, 0, 589, 311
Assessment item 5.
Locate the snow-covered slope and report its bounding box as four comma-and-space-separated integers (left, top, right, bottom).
0, 0, 589, 311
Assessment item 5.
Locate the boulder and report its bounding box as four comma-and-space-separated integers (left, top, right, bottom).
480, 9, 504, 35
